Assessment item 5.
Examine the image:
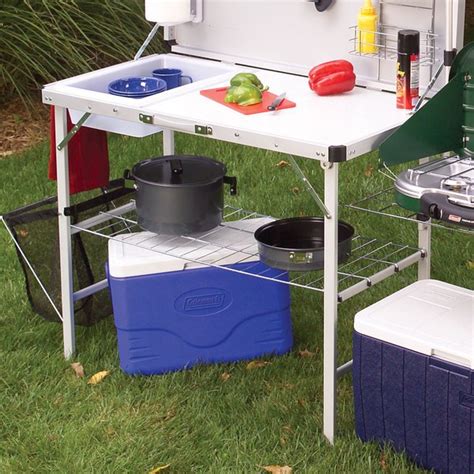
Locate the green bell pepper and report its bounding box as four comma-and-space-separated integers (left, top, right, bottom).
230, 73, 268, 92
224, 83, 263, 106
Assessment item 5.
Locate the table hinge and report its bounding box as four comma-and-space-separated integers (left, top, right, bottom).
195, 125, 213, 135
139, 113, 154, 124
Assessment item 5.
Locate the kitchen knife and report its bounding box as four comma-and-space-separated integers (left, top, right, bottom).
267, 93, 286, 111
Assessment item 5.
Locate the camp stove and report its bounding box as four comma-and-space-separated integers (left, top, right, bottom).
381, 41, 474, 230
395, 156, 474, 228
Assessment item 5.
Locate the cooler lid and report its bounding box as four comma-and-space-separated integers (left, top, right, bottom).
108, 217, 273, 278
169, 0, 466, 90
354, 279, 474, 369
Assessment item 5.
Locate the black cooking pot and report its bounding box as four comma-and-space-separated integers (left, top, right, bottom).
125, 155, 237, 235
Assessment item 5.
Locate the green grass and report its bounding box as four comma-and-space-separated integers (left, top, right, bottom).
0, 133, 471, 473
0, 0, 167, 106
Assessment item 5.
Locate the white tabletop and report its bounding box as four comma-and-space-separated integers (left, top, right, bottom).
144, 69, 411, 161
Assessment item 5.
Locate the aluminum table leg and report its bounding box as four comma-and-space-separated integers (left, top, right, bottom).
163, 129, 175, 155
418, 217, 431, 280
323, 162, 339, 444
55, 106, 76, 359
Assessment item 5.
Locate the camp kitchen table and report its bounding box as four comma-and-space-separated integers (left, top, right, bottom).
40, 0, 466, 443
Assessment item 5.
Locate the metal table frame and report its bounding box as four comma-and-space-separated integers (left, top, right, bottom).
53, 102, 432, 444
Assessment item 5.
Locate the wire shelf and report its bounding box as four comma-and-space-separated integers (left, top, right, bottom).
346, 187, 474, 236
71, 202, 424, 302
349, 25, 438, 66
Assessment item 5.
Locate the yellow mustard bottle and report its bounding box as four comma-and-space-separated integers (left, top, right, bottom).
357, 0, 378, 54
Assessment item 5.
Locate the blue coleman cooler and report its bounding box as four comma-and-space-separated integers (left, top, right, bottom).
353, 279, 474, 473
107, 218, 293, 375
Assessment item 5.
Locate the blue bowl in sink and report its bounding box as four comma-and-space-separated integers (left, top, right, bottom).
108, 77, 167, 98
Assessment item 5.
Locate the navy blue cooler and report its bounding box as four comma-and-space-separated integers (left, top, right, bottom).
353, 279, 474, 473
107, 218, 293, 375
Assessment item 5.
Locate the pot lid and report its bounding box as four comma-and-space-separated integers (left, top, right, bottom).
132, 155, 226, 186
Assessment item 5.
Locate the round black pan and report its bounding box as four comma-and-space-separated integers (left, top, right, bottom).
254, 217, 355, 271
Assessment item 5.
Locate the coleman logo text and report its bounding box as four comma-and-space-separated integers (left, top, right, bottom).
184, 294, 225, 311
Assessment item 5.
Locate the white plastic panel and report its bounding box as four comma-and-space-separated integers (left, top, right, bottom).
172, 0, 466, 91
354, 280, 474, 368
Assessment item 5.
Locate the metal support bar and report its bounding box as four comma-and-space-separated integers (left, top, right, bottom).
336, 360, 353, 378
73, 279, 109, 302
57, 112, 91, 151
55, 106, 75, 359
445, 0, 453, 82
71, 201, 136, 235
323, 162, 338, 444
418, 218, 431, 280
163, 128, 175, 155
338, 250, 424, 302
414, 62, 444, 112
288, 156, 331, 218
134, 23, 160, 61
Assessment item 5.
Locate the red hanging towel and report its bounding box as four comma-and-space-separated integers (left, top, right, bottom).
49, 106, 109, 194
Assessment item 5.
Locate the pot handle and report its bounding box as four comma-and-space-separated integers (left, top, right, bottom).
170, 159, 183, 175
123, 169, 134, 180
420, 193, 474, 229
224, 176, 237, 195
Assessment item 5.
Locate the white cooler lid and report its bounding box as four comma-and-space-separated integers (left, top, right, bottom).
108, 217, 273, 279
354, 280, 474, 369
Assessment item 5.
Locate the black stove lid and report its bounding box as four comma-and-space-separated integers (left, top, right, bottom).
132, 155, 227, 186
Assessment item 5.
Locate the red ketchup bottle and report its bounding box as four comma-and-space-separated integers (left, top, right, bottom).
396, 30, 420, 109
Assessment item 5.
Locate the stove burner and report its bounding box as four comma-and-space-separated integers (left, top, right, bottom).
442, 177, 471, 191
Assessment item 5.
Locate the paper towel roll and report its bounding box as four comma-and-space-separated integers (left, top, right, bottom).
145, 0, 193, 25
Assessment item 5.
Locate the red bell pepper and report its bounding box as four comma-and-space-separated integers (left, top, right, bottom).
308, 60, 356, 96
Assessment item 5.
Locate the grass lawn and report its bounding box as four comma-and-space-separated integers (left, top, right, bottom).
0, 131, 471, 473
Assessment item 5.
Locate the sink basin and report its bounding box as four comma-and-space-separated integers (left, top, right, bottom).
48, 54, 237, 137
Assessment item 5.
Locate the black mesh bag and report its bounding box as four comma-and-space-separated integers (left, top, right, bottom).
2, 179, 135, 326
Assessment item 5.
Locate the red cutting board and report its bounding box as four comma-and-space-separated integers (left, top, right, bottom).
200, 87, 296, 115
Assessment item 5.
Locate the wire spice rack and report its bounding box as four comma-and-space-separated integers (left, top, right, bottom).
71, 202, 425, 303
349, 26, 438, 66
349, 0, 439, 68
